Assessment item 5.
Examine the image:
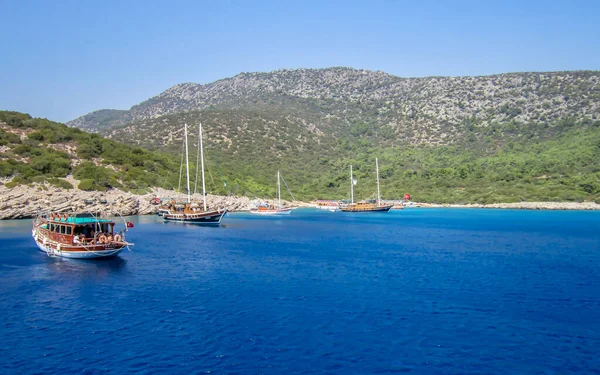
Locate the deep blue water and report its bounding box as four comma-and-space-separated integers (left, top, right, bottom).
1, 208, 599, 374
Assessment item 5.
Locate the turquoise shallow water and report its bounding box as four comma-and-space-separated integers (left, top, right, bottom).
1, 208, 599, 374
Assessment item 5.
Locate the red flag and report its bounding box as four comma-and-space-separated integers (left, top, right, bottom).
126, 221, 134, 228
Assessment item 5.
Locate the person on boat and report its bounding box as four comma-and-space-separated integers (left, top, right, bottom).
107, 233, 114, 243
98, 232, 107, 244
73, 234, 82, 245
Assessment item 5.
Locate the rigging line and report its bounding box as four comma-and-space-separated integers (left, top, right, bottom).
203, 150, 218, 193
194, 125, 200, 195
215, 162, 230, 194
279, 173, 296, 202
206, 152, 230, 195
178, 135, 185, 193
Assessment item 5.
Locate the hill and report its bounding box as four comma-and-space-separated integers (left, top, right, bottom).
63, 68, 600, 204
68, 68, 600, 145
0, 111, 180, 193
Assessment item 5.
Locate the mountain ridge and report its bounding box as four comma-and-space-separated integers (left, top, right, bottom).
67, 67, 600, 147
59, 68, 600, 204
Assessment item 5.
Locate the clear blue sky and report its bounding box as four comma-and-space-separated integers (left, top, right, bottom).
1, 0, 598, 123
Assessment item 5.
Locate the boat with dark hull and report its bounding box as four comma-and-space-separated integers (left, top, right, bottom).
162, 201, 226, 224
32, 212, 134, 259
340, 200, 393, 212
161, 122, 227, 225
340, 158, 393, 213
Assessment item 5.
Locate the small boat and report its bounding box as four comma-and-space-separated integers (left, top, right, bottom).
340, 158, 393, 213
251, 202, 293, 215
32, 212, 134, 259
250, 171, 295, 215
314, 200, 340, 211
391, 201, 405, 210
161, 122, 227, 225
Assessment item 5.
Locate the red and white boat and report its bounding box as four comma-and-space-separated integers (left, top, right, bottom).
32, 212, 134, 259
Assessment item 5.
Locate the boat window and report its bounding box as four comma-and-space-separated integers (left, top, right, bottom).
60, 225, 67, 234
66, 226, 72, 235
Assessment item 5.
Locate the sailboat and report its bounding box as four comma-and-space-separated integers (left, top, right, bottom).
340, 158, 393, 213
250, 171, 294, 215
162, 123, 227, 225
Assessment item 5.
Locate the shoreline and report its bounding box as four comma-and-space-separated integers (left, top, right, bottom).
413, 202, 600, 210
1, 183, 600, 220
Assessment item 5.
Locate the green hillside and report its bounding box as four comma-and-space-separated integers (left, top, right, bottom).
3, 107, 600, 204
102, 110, 600, 204
0, 111, 180, 193
62, 68, 600, 204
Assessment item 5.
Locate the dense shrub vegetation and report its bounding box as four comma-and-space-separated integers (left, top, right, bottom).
193, 116, 600, 204
0, 111, 179, 192
1, 109, 599, 203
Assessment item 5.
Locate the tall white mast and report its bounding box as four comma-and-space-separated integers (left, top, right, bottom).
350, 165, 354, 204
199, 122, 207, 211
376, 157, 381, 206
184, 123, 191, 203
277, 170, 281, 208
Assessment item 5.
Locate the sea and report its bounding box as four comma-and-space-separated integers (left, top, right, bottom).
1, 208, 599, 374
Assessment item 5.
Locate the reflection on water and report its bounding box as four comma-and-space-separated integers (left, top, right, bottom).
44, 255, 128, 278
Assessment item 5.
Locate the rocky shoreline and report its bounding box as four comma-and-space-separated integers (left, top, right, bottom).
0, 184, 287, 220
1, 183, 599, 220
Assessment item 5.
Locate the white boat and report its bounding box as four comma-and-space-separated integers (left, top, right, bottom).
314, 200, 341, 211
250, 171, 295, 215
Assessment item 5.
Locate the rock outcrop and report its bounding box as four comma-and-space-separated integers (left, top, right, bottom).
0, 184, 270, 220
68, 68, 600, 146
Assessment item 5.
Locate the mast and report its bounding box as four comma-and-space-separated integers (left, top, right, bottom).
184, 123, 191, 203
199, 122, 207, 211
350, 165, 354, 204
277, 170, 281, 208
376, 157, 381, 206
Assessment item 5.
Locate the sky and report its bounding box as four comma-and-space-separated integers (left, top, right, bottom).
1, 0, 599, 123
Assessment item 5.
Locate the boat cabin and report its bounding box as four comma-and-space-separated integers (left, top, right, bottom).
40, 213, 118, 245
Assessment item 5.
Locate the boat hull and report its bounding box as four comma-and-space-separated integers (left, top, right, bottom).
33, 235, 126, 259
339, 205, 393, 213
318, 206, 340, 212
250, 208, 293, 215
163, 210, 226, 225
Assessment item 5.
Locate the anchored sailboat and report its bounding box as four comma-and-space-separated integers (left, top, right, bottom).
340, 158, 393, 213
162, 123, 227, 225
250, 171, 294, 215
